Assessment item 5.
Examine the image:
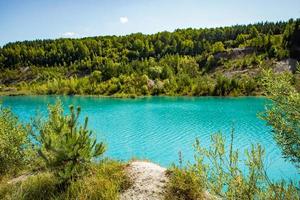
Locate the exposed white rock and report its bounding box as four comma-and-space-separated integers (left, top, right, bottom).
274, 58, 297, 73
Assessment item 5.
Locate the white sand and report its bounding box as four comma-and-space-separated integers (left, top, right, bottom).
120, 161, 168, 200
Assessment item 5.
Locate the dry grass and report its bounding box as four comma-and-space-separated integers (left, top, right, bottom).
0, 160, 131, 200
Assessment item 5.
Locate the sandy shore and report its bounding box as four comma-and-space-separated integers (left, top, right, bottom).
120, 161, 168, 200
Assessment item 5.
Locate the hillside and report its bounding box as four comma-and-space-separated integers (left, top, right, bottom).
0, 19, 299, 97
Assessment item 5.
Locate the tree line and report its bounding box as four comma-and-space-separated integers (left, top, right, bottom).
0, 19, 299, 97
0, 20, 293, 69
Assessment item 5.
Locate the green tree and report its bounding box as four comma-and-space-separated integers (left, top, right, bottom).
75, 42, 90, 60
211, 41, 225, 53
31, 101, 106, 184
249, 26, 259, 38
148, 66, 162, 79
89, 70, 102, 83
261, 70, 300, 168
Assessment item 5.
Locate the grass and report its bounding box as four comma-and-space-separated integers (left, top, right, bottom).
164, 166, 205, 200
0, 172, 58, 200
63, 160, 131, 200
0, 160, 131, 200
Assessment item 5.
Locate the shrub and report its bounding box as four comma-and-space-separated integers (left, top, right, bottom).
31, 101, 106, 184
165, 167, 205, 200
213, 74, 232, 96
0, 105, 31, 175
261, 70, 300, 168
165, 131, 300, 200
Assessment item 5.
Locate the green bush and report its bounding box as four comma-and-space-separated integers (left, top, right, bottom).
261, 70, 300, 168
0, 105, 31, 175
165, 167, 205, 200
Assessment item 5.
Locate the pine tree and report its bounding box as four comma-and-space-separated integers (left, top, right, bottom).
31, 101, 106, 184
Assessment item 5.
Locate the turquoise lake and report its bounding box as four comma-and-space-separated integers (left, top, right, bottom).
0, 96, 298, 181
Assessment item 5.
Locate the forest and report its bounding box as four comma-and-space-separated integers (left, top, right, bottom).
0, 19, 299, 96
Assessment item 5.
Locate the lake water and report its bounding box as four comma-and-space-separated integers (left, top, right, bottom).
0, 96, 298, 181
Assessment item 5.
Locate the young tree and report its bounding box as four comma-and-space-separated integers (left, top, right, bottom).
31, 101, 106, 184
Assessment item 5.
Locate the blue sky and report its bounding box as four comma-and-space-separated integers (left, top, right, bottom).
0, 0, 299, 46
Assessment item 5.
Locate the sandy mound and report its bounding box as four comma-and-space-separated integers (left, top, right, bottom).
120, 161, 167, 200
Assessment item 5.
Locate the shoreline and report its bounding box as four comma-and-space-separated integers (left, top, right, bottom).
0, 92, 266, 99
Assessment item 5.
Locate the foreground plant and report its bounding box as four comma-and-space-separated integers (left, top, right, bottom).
31, 101, 106, 184
261, 69, 300, 169
165, 131, 299, 200
63, 160, 131, 200
0, 101, 130, 200
0, 105, 31, 176
0, 160, 130, 200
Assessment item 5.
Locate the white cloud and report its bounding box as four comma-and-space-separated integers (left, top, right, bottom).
62, 32, 76, 37
119, 16, 128, 24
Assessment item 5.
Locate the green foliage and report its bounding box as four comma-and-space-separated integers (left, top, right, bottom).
1, 20, 297, 97
165, 167, 205, 200
261, 70, 300, 168
89, 70, 102, 83
0, 172, 59, 200
165, 131, 300, 200
249, 27, 259, 38
64, 160, 131, 200
22, 66, 259, 97
211, 41, 225, 53
194, 134, 267, 199
31, 101, 106, 183
0, 102, 129, 200
0, 21, 288, 70
0, 160, 130, 200
212, 74, 254, 96
0, 105, 31, 175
